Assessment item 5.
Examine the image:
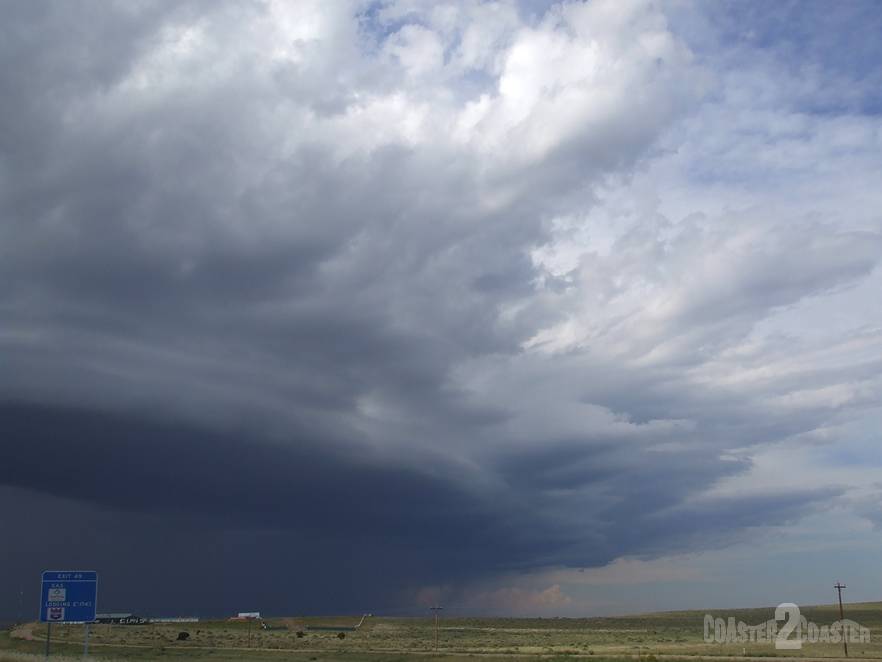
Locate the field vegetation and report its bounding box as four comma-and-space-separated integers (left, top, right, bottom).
3, 602, 881, 661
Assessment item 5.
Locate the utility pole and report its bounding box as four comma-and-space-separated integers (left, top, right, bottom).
835, 582, 848, 657
429, 606, 443, 651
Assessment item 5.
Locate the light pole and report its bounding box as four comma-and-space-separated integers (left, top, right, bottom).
429, 606, 443, 651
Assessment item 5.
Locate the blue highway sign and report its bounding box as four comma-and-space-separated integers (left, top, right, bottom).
40, 571, 98, 623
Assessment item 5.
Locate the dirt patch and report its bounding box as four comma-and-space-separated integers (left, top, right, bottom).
9, 625, 34, 642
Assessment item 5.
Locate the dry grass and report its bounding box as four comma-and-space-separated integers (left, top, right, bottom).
0, 653, 120, 662
3, 602, 880, 661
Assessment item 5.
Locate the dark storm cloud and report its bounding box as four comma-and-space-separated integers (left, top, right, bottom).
0, 403, 515, 555
2, 0, 882, 618
0, 485, 465, 616
0, 399, 839, 613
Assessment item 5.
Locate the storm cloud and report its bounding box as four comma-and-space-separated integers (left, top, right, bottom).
2, 0, 882, 617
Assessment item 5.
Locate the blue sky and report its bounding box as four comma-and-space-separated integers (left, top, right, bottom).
1, 0, 881, 618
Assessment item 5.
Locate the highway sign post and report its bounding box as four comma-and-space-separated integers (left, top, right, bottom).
40, 571, 98, 659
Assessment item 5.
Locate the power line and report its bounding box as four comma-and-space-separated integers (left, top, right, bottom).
834, 582, 848, 658
429, 605, 443, 651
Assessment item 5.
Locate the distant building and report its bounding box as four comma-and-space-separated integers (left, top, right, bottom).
95, 613, 147, 625
95, 613, 131, 620
94, 613, 198, 625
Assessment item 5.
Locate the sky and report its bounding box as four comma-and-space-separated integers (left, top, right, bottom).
2, 0, 882, 620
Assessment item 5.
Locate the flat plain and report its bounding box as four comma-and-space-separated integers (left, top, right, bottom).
3, 602, 881, 662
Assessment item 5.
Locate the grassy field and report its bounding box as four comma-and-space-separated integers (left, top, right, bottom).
3, 602, 880, 661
